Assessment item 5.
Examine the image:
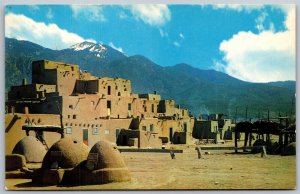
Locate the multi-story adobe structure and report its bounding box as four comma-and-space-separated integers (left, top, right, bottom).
5, 60, 195, 153
193, 114, 235, 143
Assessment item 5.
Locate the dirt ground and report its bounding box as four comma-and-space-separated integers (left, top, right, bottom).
5, 143, 296, 190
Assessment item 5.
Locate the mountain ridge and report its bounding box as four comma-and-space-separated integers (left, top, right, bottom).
5, 37, 295, 118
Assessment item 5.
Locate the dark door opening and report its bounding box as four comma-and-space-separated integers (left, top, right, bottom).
107, 100, 111, 116
122, 135, 127, 145
83, 129, 88, 146
177, 136, 181, 144
169, 127, 173, 143
183, 123, 187, 133
108, 86, 111, 95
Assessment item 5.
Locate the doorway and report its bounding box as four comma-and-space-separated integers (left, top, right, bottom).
169, 127, 173, 142
83, 128, 88, 146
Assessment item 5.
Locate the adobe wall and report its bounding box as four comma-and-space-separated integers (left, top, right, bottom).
32, 60, 80, 96
138, 94, 161, 101
193, 120, 218, 139
6, 60, 196, 151
97, 77, 131, 97
8, 84, 56, 100
139, 130, 162, 148
63, 117, 132, 147
220, 119, 235, 140
138, 118, 159, 132
62, 95, 135, 119
5, 113, 61, 154
117, 129, 162, 148
5, 113, 133, 154
158, 100, 175, 116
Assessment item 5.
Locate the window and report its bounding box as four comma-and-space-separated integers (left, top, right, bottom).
73, 115, 77, 119
128, 103, 132, 110
151, 104, 154, 113
105, 129, 110, 135
150, 124, 154, 132
108, 86, 111, 95
183, 123, 187, 133
66, 127, 72, 134
107, 101, 111, 109
69, 105, 73, 109
144, 106, 147, 112
92, 128, 99, 135
142, 126, 147, 131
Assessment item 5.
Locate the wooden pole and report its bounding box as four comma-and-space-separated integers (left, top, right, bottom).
234, 131, 238, 153
244, 132, 249, 152
235, 107, 238, 124
195, 147, 202, 159
284, 133, 288, 146
279, 133, 283, 146
249, 133, 252, 146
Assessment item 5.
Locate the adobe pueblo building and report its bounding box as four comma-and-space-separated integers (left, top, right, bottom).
5, 60, 195, 153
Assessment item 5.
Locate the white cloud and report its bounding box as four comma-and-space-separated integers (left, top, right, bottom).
69, 5, 170, 26
179, 33, 184, 39
173, 41, 180, 47
108, 42, 124, 53
215, 7, 295, 82
159, 28, 168, 37
70, 5, 105, 22
46, 8, 54, 19
125, 4, 171, 26
5, 13, 95, 50
211, 4, 264, 12
255, 12, 268, 32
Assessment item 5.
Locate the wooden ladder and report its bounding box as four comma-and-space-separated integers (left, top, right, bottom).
35, 131, 49, 151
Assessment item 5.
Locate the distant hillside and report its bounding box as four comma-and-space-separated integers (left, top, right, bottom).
5, 37, 296, 118
265, 81, 296, 91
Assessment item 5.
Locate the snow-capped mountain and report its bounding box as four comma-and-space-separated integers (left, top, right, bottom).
70, 41, 107, 58
68, 41, 126, 61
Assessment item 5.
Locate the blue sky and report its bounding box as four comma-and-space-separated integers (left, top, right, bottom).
5, 4, 295, 82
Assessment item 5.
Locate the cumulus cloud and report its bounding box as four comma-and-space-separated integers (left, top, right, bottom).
215, 7, 295, 83
108, 42, 124, 53
5, 13, 95, 50
125, 4, 171, 26
70, 5, 105, 22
